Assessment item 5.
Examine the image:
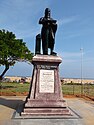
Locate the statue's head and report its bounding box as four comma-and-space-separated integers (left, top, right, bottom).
45, 8, 51, 18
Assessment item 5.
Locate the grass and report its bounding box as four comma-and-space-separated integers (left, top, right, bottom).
0, 82, 30, 95
62, 84, 82, 95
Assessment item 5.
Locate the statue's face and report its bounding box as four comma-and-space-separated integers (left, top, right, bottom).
45, 8, 51, 18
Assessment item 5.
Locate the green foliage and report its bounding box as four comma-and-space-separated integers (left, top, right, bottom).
0, 29, 33, 78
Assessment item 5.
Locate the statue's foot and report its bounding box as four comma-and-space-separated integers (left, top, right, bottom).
51, 51, 57, 56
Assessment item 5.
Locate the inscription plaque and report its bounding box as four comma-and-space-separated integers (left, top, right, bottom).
39, 69, 54, 93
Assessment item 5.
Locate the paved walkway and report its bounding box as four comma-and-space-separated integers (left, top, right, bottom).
0, 96, 94, 125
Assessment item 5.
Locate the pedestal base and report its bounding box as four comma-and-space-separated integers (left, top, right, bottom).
21, 55, 71, 117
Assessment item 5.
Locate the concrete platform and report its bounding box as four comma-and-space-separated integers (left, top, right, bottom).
0, 96, 94, 125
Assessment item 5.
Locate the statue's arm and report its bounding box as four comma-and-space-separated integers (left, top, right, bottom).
39, 17, 44, 24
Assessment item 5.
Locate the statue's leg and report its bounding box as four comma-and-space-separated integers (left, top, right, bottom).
50, 31, 57, 56
42, 29, 49, 55
42, 41, 48, 55
50, 40, 57, 56
50, 43, 54, 55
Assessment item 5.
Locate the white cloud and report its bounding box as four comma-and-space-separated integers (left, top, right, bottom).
58, 15, 80, 26
57, 51, 81, 65
63, 33, 81, 39
58, 52, 81, 58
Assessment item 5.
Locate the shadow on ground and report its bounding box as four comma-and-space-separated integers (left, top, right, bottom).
0, 97, 24, 110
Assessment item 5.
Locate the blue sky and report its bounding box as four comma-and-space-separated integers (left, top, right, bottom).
0, 0, 94, 78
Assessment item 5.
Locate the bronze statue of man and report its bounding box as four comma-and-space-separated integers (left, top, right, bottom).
39, 8, 57, 55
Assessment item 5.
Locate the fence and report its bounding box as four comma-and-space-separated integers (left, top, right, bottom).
62, 84, 94, 99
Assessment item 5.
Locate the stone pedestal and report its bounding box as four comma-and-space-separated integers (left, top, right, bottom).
21, 55, 71, 117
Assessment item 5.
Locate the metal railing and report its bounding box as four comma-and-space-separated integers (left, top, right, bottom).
62, 83, 94, 99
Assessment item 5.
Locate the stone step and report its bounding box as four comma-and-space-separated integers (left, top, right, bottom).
21, 107, 72, 116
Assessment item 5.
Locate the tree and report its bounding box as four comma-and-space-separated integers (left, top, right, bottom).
0, 29, 33, 80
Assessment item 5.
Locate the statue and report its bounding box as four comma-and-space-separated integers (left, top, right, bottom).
39, 8, 57, 55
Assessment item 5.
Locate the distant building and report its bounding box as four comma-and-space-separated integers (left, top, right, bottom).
4, 76, 31, 83
61, 78, 94, 84
3, 76, 94, 84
